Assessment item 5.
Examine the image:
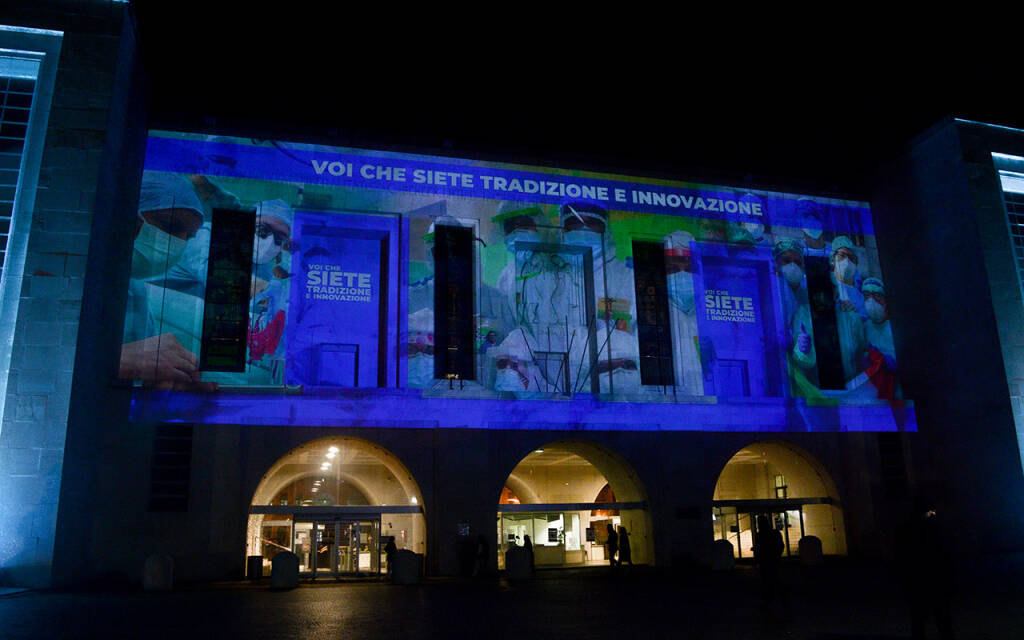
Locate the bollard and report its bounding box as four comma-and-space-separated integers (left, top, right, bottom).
711, 539, 735, 571
143, 553, 174, 591
798, 536, 824, 565
270, 551, 300, 590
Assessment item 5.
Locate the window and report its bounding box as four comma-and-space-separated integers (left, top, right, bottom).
433, 224, 475, 381
199, 208, 256, 372
632, 240, 674, 386
999, 186, 1024, 302
0, 72, 35, 278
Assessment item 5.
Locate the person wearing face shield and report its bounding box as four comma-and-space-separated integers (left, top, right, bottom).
773, 238, 820, 396
830, 235, 867, 386
797, 199, 830, 258
860, 277, 899, 400
247, 200, 293, 370
493, 204, 545, 329
119, 173, 208, 388
664, 231, 704, 396
560, 203, 635, 332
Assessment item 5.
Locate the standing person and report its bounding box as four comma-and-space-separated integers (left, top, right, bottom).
605, 523, 619, 568
860, 277, 899, 400
473, 534, 489, 578
830, 236, 867, 386
522, 534, 534, 576
896, 497, 956, 640
617, 526, 632, 566
753, 515, 785, 618
773, 239, 820, 396
384, 536, 397, 578
664, 231, 704, 396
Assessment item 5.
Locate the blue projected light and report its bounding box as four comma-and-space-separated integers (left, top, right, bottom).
123, 131, 914, 432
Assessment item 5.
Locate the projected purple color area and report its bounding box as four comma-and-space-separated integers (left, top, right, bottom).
123, 131, 910, 432
130, 387, 914, 432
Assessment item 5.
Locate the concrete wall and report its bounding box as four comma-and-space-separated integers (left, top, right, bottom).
0, 2, 138, 588
872, 119, 1024, 554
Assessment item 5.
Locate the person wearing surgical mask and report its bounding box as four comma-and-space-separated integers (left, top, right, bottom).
739, 221, 768, 246
797, 199, 830, 258
664, 231, 703, 396
773, 239, 819, 393
860, 277, 899, 400
492, 204, 544, 333
559, 202, 635, 332
247, 201, 294, 376
120, 172, 208, 388
830, 235, 867, 386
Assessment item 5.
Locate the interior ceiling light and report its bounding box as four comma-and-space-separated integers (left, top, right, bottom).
326, 451, 336, 459
328, 446, 339, 453
534, 449, 544, 453
410, 496, 418, 504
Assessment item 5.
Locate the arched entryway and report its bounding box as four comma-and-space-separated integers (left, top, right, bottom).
497, 440, 652, 568
712, 441, 846, 559
246, 437, 426, 578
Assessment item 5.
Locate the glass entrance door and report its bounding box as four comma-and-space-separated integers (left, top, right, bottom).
315, 523, 336, 575
294, 518, 381, 578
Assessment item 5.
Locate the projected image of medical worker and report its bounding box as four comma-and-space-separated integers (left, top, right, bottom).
120, 173, 209, 388
773, 238, 820, 396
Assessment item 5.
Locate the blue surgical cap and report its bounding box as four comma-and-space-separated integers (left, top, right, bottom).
138, 172, 204, 221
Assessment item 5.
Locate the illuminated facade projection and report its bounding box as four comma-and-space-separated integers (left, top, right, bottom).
3, 3, 1024, 588
125, 131, 912, 431
113, 131, 917, 577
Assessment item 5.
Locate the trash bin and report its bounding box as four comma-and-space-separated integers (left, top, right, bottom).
247, 555, 263, 581
270, 551, 299, 590
505, 546, 532, 582
392, 550, 423, 585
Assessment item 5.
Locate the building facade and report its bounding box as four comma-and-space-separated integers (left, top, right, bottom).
1, 3, 1022, 588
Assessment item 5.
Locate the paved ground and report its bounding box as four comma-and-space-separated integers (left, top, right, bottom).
1, 558, 1022, 639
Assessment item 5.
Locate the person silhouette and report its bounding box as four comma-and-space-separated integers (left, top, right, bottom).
384, 537, 397, 577
606, 524, 619, 568
753, 515, 785, 618
473, 534, 489, 578
618, 526, 632, 566
896, 496, 955, 639
523, 534, 534, 575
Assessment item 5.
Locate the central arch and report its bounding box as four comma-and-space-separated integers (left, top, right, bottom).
246, 436, 426, 578
497, 440, 653, 568
712, 440, 846, 559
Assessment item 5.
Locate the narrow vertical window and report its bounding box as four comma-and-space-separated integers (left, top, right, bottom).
200, 208, 255, 371
632, 240, 674, 385
433, 225, 475, 380
803, 255, 844, 390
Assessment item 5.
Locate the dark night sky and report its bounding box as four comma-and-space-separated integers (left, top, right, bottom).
130, 5, 1012, 199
